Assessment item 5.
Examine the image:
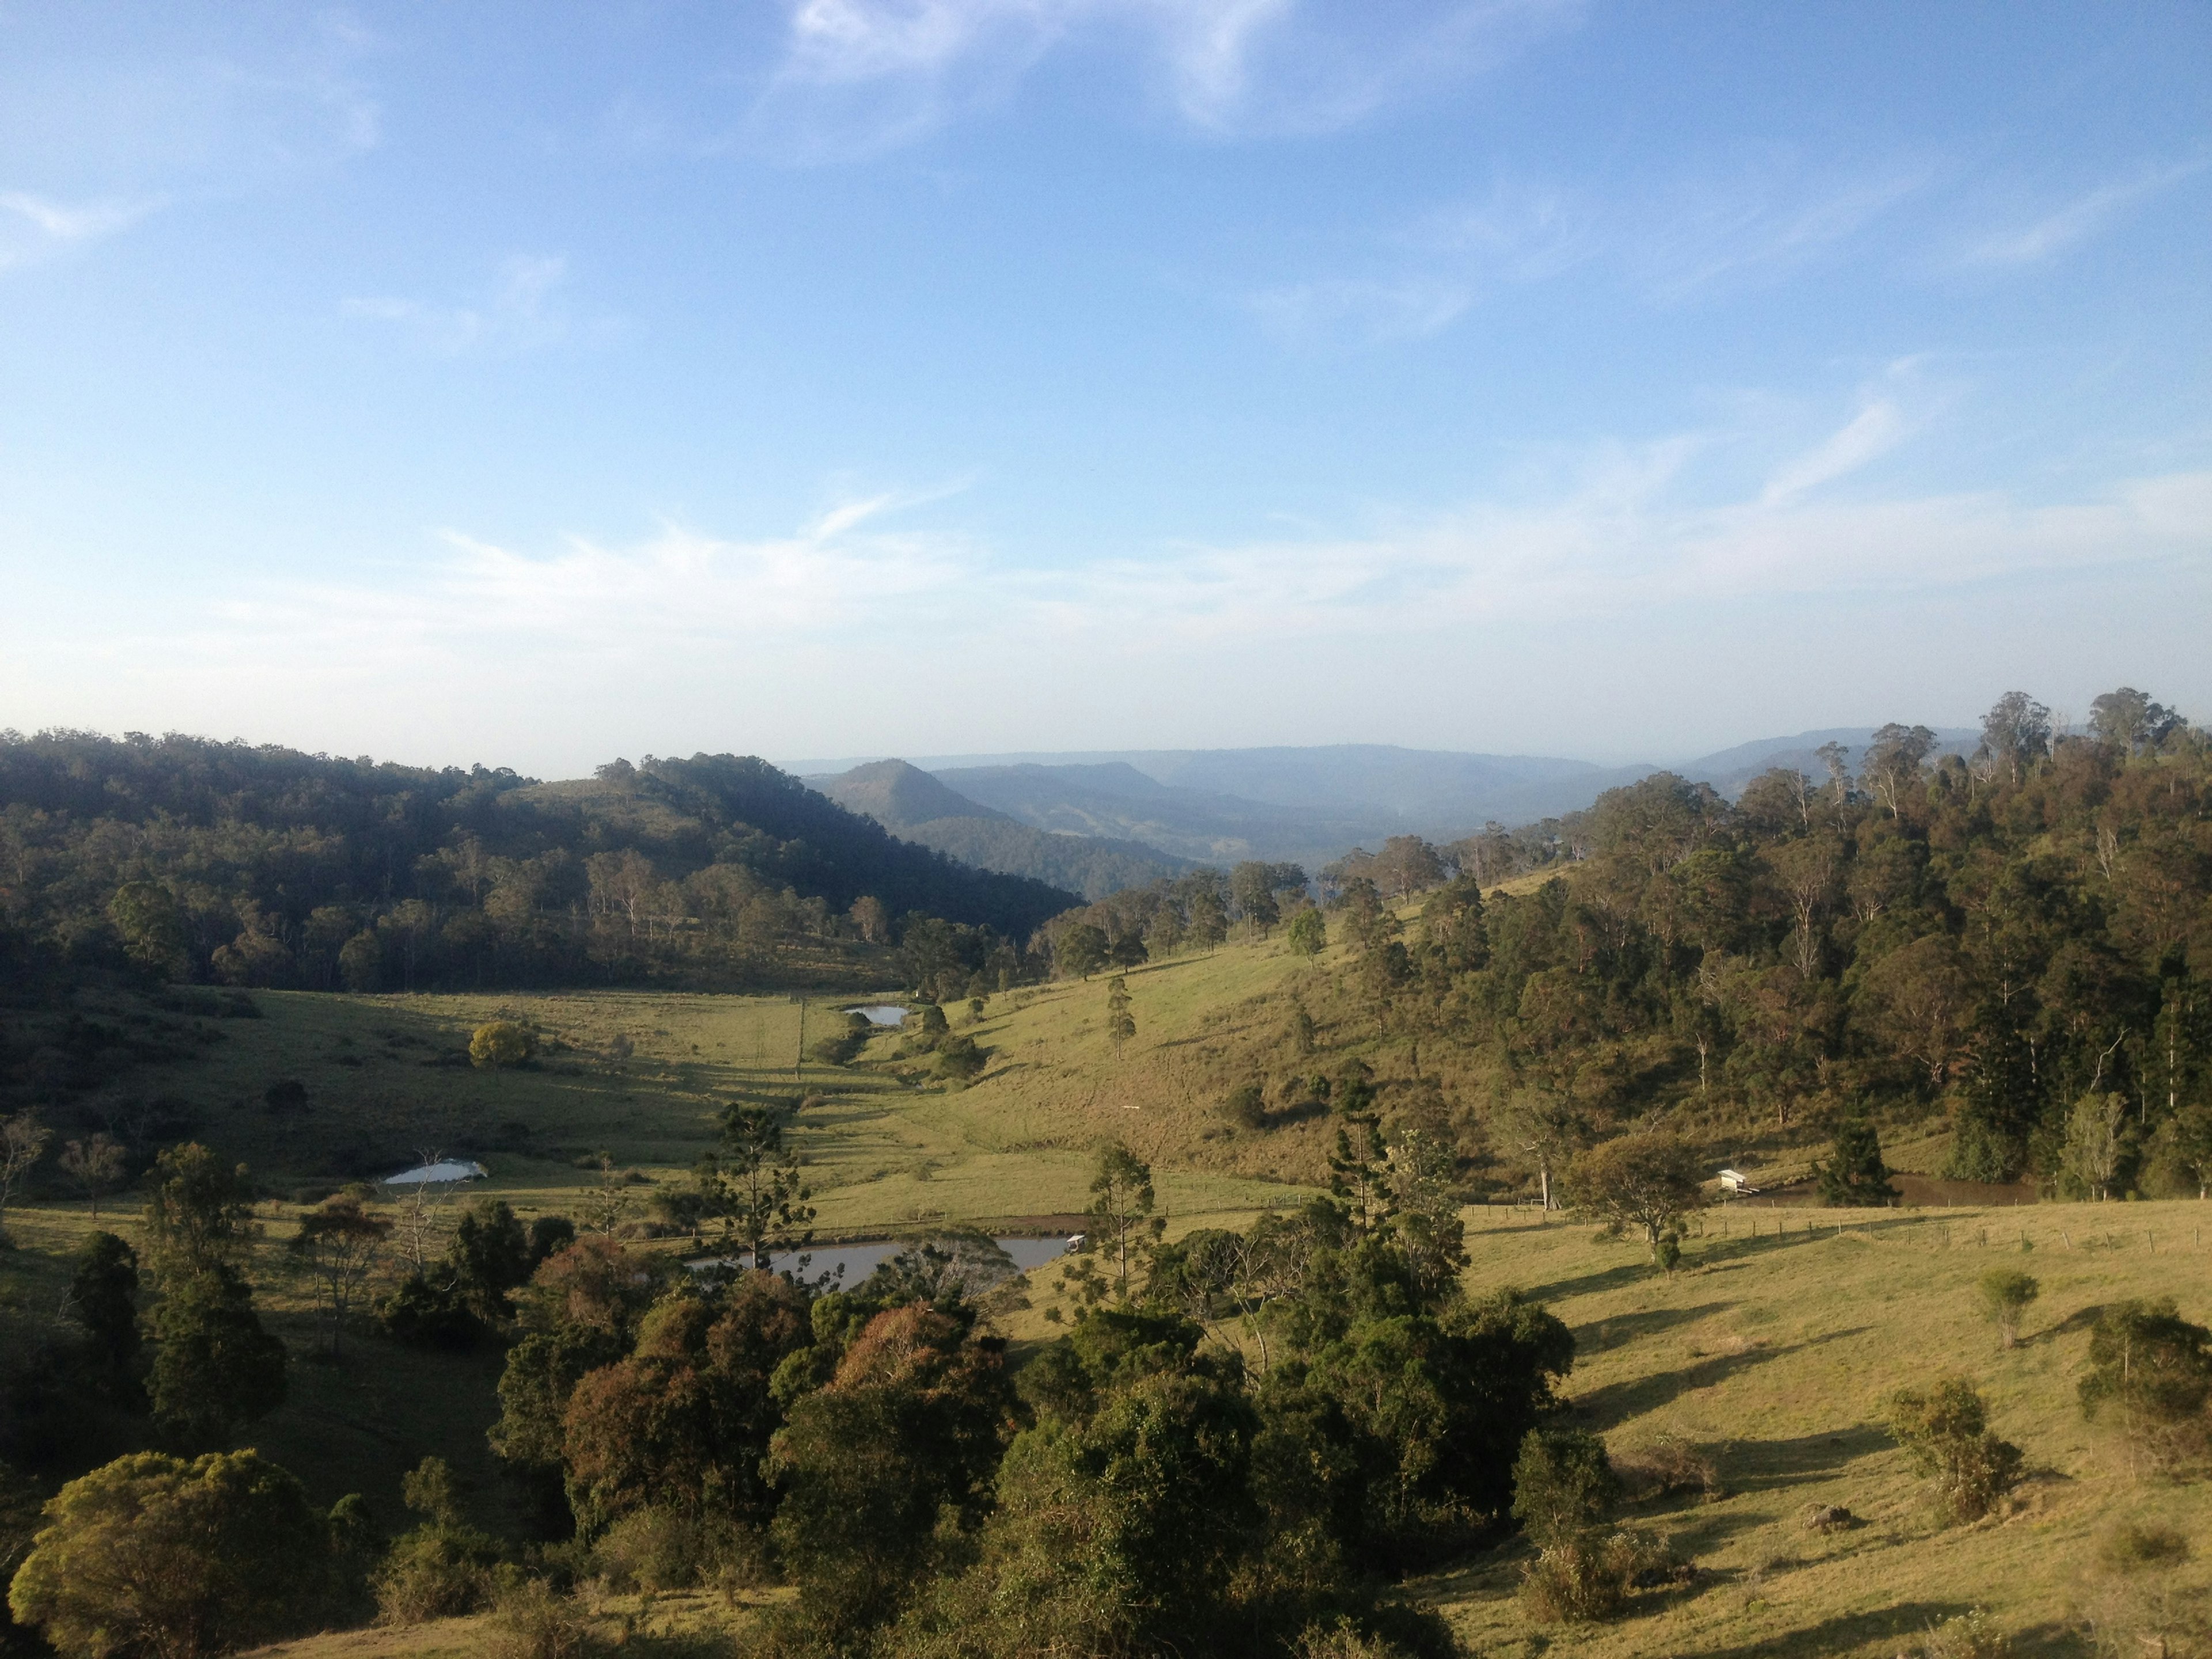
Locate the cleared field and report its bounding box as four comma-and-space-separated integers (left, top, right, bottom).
40, 972, 1323, 1234
1424, 1196, 2212, 1657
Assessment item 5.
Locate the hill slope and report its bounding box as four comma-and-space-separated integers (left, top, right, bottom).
0, 734, 1078, 995
808, 759, 1194, 900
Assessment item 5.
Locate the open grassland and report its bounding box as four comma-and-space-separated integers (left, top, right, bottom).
1423, 1196, 2212, 1658
36, 972, 1323, 1235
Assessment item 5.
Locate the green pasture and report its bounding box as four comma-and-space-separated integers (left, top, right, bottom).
1423, 1196, 2212, 1657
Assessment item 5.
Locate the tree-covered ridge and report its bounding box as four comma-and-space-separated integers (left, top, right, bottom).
0, 733, 1078, 994
1297, 692, 2211, 1198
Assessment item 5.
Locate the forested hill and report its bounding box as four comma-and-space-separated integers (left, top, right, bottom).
1040, 691, 2210, 1198
0, 732, 1078, 993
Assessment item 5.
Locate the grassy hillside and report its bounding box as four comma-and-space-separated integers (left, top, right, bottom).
7, 910, 2209, 1659
5, 977, 1315, 1234
1422, 1199, 2211, 1657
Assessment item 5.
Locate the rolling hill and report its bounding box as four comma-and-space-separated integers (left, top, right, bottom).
787, 728, 1994, 869
806, 759, 1195, 901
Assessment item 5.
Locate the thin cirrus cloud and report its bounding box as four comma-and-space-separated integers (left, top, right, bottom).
0, 24, 379, 266
217, 491, 979, 662
1759, 396, 1910, 505
1261, 157, 1931, 346
341, 256, 611, 355
0, 190, 154, 269
1246, 275, 1474, 345
1959, 156, 2210, 267
749, 0, 1581, 157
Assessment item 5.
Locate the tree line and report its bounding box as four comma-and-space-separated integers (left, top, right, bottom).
1267, 689, 2211, 1202
0, 733, 1079, 998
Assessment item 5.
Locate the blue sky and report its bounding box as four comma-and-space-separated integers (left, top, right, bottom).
2, 1, 2206, 775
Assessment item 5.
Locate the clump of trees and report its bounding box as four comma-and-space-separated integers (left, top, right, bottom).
379, 1198, 564, 1351
2078, 1298, 2211, 1475
1885, 1376, 2024, 1522
9, 1449, 346, 1657
454, 1140, 1588, 1656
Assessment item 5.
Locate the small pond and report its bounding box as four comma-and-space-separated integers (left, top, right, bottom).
690, 1234, 1075, 1283
844, 1004, 910, 1027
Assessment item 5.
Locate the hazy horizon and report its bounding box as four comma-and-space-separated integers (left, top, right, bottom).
3, 3, 2206, 771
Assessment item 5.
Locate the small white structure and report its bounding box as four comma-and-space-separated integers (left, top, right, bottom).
1717, 1168, 1760, 1195
382, 1158, 490, 1188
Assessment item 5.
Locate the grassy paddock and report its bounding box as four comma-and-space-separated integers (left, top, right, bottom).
1423, 1195, 2212, 1658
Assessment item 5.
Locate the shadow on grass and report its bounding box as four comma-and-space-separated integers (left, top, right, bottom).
1520, 1255, 1676, 1302
1688, 1601, 1976, 1658
1724, 1423, 1893, 1493
1575, 1301, 1736, 1354
2028, 1303, 2105, 1346
1571, 1327, 1872, 1429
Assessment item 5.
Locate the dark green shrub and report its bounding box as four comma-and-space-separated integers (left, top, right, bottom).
1518, 1530, 1668, 1624
1976, 1270, 2039, 1349
592, 1505, 709, 1592
377, 1271, 484, 1350
937, 1034, 986, 1083
483, 1580, 598, 1659
1886, 1376, 2024, 1522
2097, 1520, 2190, 1574
373, 1458, 505, 1624
1815, 1117, 1899, 1206
1224, 1082, 1267, 1130
1511, 1429, 1620, 1548
2079, 1298, 2212, 1472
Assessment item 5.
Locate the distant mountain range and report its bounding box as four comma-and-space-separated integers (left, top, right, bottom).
798, 729, 1980, 893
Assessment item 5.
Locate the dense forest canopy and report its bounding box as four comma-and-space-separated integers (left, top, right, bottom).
0, 732, 1078, 995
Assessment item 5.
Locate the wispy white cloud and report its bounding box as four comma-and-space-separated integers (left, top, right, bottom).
1760, 396, 1909, 504
0, 190, 155, 268
199, 398, 2209, 680
0, 17, 378, 270
1051, 465, 2211, 650
202, 503, 979, 685
1624, 160, 1931, 300
1247, 275, 1473, 344
31, 432, 2206, 769
1961, 156, 2209, 266
343, 256, 611, 355
750, 0, 1580, 158
1252, 156, 1927, 349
